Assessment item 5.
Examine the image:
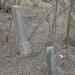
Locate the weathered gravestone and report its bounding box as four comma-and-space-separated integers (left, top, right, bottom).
46, 46, 59, 75
12, 5, 32, 56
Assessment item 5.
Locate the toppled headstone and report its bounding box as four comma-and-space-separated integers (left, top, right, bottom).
46, 46, 59, 75
12, 5, 32, 56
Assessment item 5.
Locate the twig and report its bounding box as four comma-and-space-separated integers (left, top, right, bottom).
6, 16, 13, 42
51, 0, 58, 40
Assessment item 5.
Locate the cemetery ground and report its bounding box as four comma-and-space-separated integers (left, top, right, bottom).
0, 7, 75, 75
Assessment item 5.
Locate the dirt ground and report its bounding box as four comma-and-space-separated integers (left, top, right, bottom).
0, 6, 75, 75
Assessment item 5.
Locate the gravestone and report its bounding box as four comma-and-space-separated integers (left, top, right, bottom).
12, 5, 32, 56
46, 46, 59, 75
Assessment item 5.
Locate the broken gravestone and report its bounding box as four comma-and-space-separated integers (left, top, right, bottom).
46, 46, 59, 75
12, 5, 32, 56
